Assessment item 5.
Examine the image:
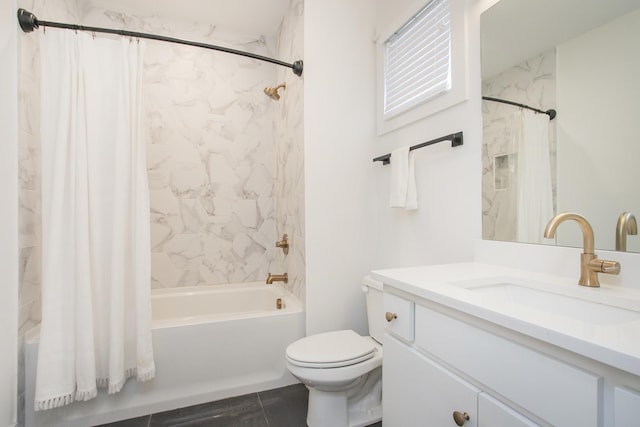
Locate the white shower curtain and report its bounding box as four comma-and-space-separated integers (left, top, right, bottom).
514, 109, 554, 243
35, 29, 155, 410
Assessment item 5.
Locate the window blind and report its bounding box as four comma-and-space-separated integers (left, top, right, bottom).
383, 0, 451, 118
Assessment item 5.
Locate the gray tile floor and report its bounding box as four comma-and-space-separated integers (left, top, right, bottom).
96, 384, 383, 427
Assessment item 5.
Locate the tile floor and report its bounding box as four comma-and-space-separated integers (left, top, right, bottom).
96, 383, 383, 427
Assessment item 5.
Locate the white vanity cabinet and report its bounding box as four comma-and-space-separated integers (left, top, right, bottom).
382, 291, 609, 426
385, 330, 542, 427
375, 263, 640, 427
384, 335, 479, 427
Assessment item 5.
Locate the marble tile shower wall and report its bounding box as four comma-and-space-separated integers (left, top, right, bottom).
274, 0, 305, 302
17, 1, 80, 422
481, 50, 556, 242
81, 7, 281, 288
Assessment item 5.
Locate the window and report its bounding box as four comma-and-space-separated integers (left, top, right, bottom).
383, 0, 451, 119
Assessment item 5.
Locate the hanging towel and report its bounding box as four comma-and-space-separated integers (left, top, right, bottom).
405, 152, 418, 210
35, 29, 155, 411
389, 147, 418, 210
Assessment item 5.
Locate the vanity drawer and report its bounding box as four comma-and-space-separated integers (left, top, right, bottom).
614, 386, 640, 426
384, 293, 414, 342
415, 305, 602, 427
478, 393, 539, 427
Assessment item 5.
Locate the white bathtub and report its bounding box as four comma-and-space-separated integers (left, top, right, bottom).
25, 282, 304, 427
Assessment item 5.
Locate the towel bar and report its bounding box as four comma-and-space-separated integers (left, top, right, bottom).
372, 131, 463, 165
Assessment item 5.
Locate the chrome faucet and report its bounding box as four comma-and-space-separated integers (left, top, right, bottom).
616, 212, 637, 252
266, 273, 288, 284
544, 212, 620, 287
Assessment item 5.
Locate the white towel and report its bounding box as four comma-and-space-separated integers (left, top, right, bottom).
389, 147, 418, 210
405, 152, 418, 209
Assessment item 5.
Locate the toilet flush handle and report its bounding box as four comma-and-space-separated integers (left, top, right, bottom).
385, 312, 397, 322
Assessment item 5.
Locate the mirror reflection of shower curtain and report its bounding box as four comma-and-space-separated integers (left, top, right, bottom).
513, 109, 554, 243
35, 28, 155, 410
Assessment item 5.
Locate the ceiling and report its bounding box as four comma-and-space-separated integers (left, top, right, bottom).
81, 0, 293, 37
481, 0, 640, 78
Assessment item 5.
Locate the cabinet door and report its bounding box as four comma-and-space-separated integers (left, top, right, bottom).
384, 334, 479, 427
478, 393, 540, 427
615, 386, 640, 426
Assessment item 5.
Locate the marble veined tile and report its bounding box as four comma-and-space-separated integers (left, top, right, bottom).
179, 199, 208, 233
169, 164, 208, 198
164, 234, 203, 270
234, 199, 259, 228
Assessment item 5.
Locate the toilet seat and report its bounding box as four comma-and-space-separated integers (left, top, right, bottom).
286, 330, 377, 368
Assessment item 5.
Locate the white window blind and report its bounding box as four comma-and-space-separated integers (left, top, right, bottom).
383, 0, 451, 118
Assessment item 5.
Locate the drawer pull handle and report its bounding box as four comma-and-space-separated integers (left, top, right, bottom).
385, 312, 397, 322
452, 411, 469, 426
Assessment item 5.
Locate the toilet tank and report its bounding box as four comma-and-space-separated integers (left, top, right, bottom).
362, 276, 384, 344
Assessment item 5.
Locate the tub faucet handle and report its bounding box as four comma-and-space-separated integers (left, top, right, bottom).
276, 234, 289, 255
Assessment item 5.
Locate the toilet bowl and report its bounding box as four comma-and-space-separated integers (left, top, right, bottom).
285, 277, 383, 427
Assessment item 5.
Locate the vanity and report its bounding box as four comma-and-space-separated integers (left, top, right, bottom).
372, 263, 640, 426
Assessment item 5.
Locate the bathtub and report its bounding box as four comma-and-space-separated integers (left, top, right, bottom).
25, 282, 304, 427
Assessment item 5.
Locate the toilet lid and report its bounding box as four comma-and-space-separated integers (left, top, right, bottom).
286, 330, 377, 368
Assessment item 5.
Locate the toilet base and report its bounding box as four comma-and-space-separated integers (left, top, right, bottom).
305, 367, 382, 427
307, 389, 348, 427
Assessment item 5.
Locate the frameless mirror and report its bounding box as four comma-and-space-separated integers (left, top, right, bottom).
481, 0, 640, 252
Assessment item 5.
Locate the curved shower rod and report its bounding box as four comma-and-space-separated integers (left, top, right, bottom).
482, 96, 556, 120
16, 8, 304, 77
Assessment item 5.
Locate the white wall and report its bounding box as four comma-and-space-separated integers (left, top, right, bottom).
556, 8, 640, 252
0, 0, 19, 425
304, 0, 377, 335
303, 0, 489, 336
372, 0, 483, 269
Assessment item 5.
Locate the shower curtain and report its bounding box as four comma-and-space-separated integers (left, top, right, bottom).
35, 29, 155, 410
514, 109, 554, 243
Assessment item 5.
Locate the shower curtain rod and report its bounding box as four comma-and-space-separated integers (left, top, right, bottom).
16, 8, 304, 77
482, 96, 556, 120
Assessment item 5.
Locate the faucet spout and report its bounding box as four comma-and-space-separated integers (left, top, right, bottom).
615, 212, 637, 252
544, 212, 620, 287
544, 212, 594, 254
266, 273, 288, 285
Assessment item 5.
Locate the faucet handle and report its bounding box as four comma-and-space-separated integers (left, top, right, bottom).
276, 234, 289, 255
589, 259, 621, 275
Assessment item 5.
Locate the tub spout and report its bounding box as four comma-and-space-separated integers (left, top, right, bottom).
266, 273, 288, 284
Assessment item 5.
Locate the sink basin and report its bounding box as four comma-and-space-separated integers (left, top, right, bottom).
452, 280, 640, 327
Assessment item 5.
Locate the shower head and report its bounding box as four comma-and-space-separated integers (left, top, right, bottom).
264, 83, 286, 101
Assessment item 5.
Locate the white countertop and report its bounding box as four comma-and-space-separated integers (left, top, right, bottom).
371, 262, 640, 376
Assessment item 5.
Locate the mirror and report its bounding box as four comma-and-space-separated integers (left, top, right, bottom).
481, 0, 640, 252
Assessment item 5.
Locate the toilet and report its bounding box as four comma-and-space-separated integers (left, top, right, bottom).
285, 276, 384, 427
